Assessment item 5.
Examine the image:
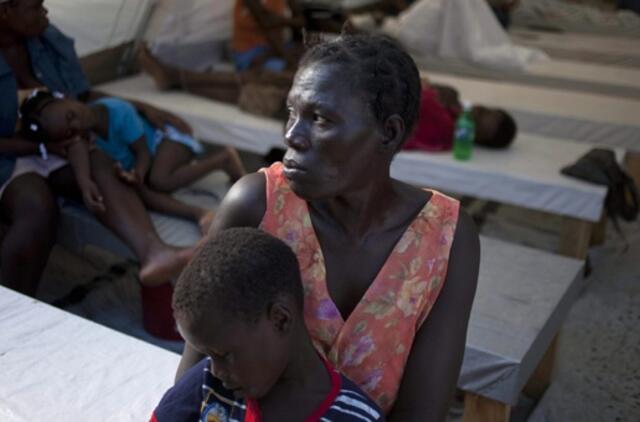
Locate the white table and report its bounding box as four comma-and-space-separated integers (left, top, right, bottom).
99, 75, 613, 258
0, 286, 180, 422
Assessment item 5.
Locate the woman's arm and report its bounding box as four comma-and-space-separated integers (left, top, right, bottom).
0, 137, 40, 156
176, 171, 267, 382
130, 137, 152, 184
67, 139, 105, 213
387, 210, 480, 422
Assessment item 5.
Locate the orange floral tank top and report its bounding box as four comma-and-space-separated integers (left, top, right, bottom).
259, 162, 460, 413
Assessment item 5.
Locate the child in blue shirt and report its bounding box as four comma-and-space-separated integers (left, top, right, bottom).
20, 91, 246, 232
152, 228, 385, 422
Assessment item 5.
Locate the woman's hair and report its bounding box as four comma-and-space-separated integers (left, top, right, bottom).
298, 33, 421, 143
19, 90, 61, 143
172, 228, 304, 324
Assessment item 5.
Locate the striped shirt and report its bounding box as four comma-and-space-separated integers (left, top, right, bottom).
151, 357, 385, 422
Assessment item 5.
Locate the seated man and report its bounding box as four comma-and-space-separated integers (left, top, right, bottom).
404, 82, 517, 152
152, 228, 385, 422
138, 0, 303, 118
233, 0, 305, 71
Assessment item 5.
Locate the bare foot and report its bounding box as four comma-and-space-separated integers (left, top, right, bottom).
137, 44, 175, 91
223, 147, 247, 184
198, 210, 215, 235
139, 245, 195, 286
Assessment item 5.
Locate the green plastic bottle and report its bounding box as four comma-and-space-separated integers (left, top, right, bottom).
453, 101, 475, 161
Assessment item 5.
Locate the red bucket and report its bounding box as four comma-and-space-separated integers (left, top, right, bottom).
140, 282, 182, 341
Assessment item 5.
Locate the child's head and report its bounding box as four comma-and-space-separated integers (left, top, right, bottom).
471, 106, 517, 149
172, 227, 305, 399
20, 90, 93, 143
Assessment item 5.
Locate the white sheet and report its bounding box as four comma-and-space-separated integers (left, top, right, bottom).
424, 71, 640, 130
382, 0, 547, 71
0, 286, 180, 422
98, 75, 612, 222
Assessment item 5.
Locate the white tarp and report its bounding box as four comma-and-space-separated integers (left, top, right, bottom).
46, 0, 154, 56
145, 0, 234, 70
46, 0, 233, 68
383, 0, 548, 71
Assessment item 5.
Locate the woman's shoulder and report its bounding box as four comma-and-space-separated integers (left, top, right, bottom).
213, 172, 267, 231
39, 25, 75, 55
393, 180, 460, 216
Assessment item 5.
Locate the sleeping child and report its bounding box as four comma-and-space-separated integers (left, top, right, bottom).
19, 90, 246, 233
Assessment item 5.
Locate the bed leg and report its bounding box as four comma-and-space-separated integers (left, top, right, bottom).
463, 393, 510, 422
624, 151, 640, 192
558, 217, 592, 259
589, 211, 607, 247
524, 334, 558, 401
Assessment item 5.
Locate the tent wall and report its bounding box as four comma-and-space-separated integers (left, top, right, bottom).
47, 0, 155, 57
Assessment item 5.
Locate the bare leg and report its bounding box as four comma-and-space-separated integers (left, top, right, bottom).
137, 45, 294, 101
136, 183, 213, 232
138, 45, 241, 102
148, 142, 246, 192
0, 173, 58, 296
71, 151, 194, 285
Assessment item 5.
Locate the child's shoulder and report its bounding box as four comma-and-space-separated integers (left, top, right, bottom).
92, 97, 136, 115
327, 375, 385, 421
152, 358, 209, 421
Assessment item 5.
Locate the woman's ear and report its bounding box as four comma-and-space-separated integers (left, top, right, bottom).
380, 114, 405, 153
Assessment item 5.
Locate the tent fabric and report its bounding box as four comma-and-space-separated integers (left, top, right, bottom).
98, 75, 614, 222
382, 0, 548, 71
145, 0, 234, 71
46, 0, 154, 57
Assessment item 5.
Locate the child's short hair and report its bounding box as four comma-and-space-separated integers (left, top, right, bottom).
480, 109, 517, 149
19, 90, 60, 143
173, 228, 304, 323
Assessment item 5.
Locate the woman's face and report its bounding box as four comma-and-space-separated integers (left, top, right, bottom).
1, 0, 49, 37
283, 63, 386, 200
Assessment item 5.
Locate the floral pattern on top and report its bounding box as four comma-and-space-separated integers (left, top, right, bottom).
259, 162, 460, 413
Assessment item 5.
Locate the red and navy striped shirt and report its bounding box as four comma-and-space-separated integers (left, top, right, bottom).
151, 357, 385, 422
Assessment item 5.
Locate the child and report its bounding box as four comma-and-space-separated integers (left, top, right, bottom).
152, 228, 385, 422
404, 83, 517, 152
19, 90, 246, 232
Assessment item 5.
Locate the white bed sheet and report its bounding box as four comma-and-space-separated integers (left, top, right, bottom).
98, 75, 611, 222
0, 286, 179, 422
424, 71, 640, 130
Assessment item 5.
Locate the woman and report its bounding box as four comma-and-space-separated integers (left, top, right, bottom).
177, 34, 480, 420
0, 0, 194, 294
